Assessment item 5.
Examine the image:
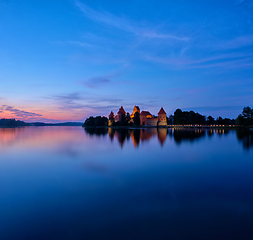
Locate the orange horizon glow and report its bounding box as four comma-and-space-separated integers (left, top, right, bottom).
0, 107, 91, 123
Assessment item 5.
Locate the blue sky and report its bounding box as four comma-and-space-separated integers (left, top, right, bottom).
0, 0, 253, 122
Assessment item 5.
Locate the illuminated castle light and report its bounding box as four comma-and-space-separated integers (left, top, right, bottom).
109, 106, 167, 127
130, 106, 140, 118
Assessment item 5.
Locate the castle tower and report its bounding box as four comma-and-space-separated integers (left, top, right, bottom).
130, 106, 140, 118
140, 111, 152, 125
108, 111, 115, 126
109, 111, 114, 119
115, 106, 126, 122
158, 107, 167, 126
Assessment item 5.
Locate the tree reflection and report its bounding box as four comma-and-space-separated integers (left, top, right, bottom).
169, 129, 207, 144
84, 127, 168, 147
236, 129, 253, 150
84, 127, 250, 149
84, 127, 108, 136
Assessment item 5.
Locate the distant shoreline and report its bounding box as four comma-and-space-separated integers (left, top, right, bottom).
0, 118, 84, 127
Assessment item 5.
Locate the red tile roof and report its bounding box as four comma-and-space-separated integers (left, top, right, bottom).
158, 107, 166, 115
118, 106, 126, 114
109, 111, 114, 118
140, 111, 152, 116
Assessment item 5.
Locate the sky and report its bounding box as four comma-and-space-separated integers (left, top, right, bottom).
0, 0, 253, 122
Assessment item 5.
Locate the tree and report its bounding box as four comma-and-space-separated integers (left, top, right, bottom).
236, 106, 253, 126
167, 114, 174, 125
207, 116, 215, 124
133, 112, 140, 126
83, 116, 95, 126
216, 116, 223, 125
236, 114, 244, 126
120, 113, 128, 126
242, 106, 253, 119
174, 109, 206, 125
0, 118, 28, 127
83, 116, 108, 127
174, 109, 183, 125
126, 112, 131, 123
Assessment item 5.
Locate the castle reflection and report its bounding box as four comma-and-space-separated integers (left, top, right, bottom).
84, 127, 168, 147
84, 127, 236, 147
84, 127, 253, 149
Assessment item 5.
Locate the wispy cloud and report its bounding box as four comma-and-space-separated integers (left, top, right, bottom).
74, 0, 138, 34
49, 92, 124, 115
1, 105, 42, 118
0, 105, 56, 122
74, 0, 189, 42
186, 57, 253, 69
82, 77, 110, 89
67, 41, 93, 47
216, 35, 253, 50
81, 66, 132, 89
144, 52, 253, 69
52, 40, 93, 48
49, 92, 85, 110
141, 32, 189, 41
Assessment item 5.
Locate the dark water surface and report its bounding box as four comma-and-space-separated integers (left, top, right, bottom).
0, 126, 253, 240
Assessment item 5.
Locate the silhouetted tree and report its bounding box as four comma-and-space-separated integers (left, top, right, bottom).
126, 112, 131, 123
133, 112, 140, 126
236, 106, 253, 126
207, 116, 215, 124
216, 116, 223, 125
236, 114, 244, 125
174, 109, 183, 124
83, 116, 108, 127
174, 109, 206, 125
0, 118, 29, 127
167, 114, 174, 125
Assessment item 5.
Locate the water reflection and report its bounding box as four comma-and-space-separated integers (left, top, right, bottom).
84, 127, 253, 150
0, 127, 25, 147
236, 129, 253, 150
169, 128, 207, 144
84, 127, 108, 136
1, 126, 253, 240
0, 126, 88, 155
85, 127, 168, 147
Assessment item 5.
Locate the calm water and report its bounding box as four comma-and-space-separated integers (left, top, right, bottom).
0, 126, 253, 240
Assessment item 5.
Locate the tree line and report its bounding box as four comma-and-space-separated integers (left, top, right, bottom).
83, 116, 108, 127
84, 112, 140, 127
82, 106, 253, 127
0, 118, 29, 127
236, 106, 253, 126
167, 109, 236, 125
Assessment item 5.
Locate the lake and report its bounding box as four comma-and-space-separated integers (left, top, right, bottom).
0, 126, 253, 240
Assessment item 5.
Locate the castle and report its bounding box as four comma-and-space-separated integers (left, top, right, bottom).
109, 106, 167, 126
